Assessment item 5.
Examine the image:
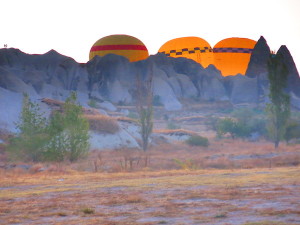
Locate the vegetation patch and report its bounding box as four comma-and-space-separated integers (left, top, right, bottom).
81, 207, 95, 214
185, 135, 209, 147
84, 114, 120, 134
154, 129, 199, 136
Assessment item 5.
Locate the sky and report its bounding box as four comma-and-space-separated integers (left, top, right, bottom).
1, 0, 300, 71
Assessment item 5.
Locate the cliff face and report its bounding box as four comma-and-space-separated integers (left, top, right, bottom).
277, 45, 300, 97
246, 36, 270, 79
0, 39, 300, 131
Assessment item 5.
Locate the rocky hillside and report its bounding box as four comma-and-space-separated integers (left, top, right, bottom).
0, 36, 299, 143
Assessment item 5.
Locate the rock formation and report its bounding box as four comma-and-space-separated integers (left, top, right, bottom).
0, 36, 300, 149
246, 36, 300, 105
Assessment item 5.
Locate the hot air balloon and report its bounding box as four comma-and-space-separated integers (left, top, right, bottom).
158, 37, 214, 68
213, 37, 256, 76
89, 34, 149, 62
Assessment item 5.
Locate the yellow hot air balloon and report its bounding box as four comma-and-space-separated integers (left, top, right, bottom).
158, 37, 214, 68
213, 37, 257, 76
89, 34, 149, 62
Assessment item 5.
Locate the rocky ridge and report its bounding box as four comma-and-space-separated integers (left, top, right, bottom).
0, 36, 299, 149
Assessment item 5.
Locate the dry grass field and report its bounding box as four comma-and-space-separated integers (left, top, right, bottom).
0, 166, 299, 224
1, 139, 300, 225
1, 103, 300, 224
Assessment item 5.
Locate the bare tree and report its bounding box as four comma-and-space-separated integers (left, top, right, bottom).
135, 61, 154, 165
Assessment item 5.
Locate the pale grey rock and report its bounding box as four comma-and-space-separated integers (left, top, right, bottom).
176, 74, 198, 98
291, 92, 300, 110
108, 79, 132, 104
153, 133, 191, 142
153, 76, 182, 111
119, 109, 129, 116
153, 66, 169, 80
98, 101, 117, 112
167, 76, 183, 97
0, 67, 38, 97
0, 87, 23, 132
76, 91, 89, 107
119, 121, 141, 140
226, 75, 258, 104
200, 75, 228, 101
89, 128, 140, 150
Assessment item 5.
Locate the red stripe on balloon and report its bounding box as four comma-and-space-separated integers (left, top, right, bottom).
91, 45, 148, 51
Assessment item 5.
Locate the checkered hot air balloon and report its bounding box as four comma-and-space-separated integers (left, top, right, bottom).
158, 37, 214, 68
213, 37, 257, 76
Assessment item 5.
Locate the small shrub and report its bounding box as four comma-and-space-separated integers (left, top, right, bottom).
81, 207, 94, 214
185, 135, 209, 147
217, 118, 251, 139
85, 115, 119, 134
173, 158, 198, 170
214, 213, 227, 218
57, 212, 67, 217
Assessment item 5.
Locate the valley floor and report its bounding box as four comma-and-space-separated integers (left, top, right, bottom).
0, 167, 299, 225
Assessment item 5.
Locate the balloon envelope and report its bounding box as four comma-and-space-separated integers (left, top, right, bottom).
158, 37, 214, 68
89, 34, 149, 62
213, 37, 257, 76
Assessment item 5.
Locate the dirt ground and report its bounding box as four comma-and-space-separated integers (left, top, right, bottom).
0, 167, 300, 225
1, 103, 300, 224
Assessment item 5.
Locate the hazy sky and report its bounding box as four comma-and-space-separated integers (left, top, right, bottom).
2, 0, 300, 71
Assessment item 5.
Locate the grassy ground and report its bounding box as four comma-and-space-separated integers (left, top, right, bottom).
1, 103, 300, 224
0, 166, 299, 224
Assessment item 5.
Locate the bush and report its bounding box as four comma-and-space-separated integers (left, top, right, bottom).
8, 93, 48, 162
217, 118, 251, 139
185, 135, 209, 147
84, 115, 119, 134
231, 108, 254, 125
8, 92, 90, 163
45, 92, 90, 162
248, 117, 267, 136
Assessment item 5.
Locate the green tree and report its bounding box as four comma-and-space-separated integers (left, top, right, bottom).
9, 92, 90, 162
8, 94, 48, 162
217, 118, 250, 139
139, 106, 153, 151
45, 92, 90, 162
266, 52, 290, 148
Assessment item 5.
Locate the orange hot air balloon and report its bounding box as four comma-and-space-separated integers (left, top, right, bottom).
213, 37, 257, 76
89, 34, 149, 62
158, 37, 214, 68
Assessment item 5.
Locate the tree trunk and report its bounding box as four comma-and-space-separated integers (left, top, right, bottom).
274, 139, 279, 149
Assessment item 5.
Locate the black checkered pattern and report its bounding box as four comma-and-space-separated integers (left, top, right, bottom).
161, 46, 212, 56
213, 48, 253, 53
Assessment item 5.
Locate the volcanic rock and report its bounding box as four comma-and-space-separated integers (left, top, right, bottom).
277, 45, 300, 97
